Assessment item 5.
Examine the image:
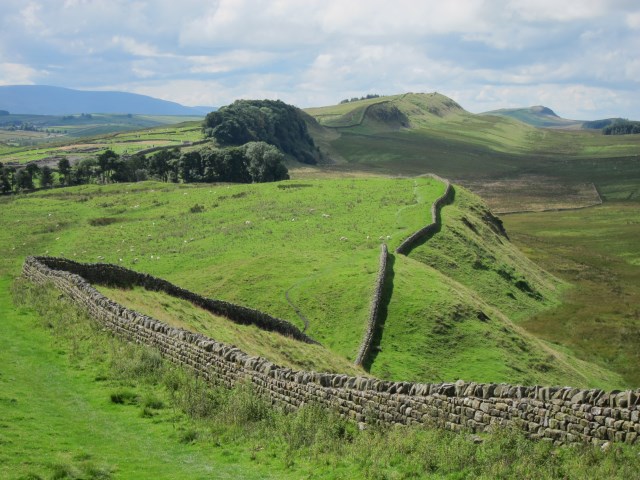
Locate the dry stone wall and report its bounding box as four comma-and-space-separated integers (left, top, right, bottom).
22, 255, 640, 445
395, 175, 453, 255
32, 256, 316, 344
354, 244, 388, 366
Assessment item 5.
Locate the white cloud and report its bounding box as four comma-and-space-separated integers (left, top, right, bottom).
505, 0, 609, 22
626, 11, 640, 29
0, 0, 638, 118
0, 62, 41, 85
187, 51, 277, 74
111, 36, 171, 58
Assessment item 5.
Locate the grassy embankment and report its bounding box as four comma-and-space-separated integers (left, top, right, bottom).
3, 278, 639, 479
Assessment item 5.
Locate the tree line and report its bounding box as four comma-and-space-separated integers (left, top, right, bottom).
602, 119, 640, 135
339, 94, 381, 104
0, 141, 289, 194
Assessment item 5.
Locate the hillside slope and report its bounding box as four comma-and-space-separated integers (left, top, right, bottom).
0, 178, 625, 389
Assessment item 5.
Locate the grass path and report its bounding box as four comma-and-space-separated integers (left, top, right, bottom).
0, 276, 287, 479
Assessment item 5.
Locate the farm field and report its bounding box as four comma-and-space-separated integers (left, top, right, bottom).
0, 118, 204, 165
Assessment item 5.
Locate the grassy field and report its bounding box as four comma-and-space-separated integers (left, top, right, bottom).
503, 202, 640, 386
0, 176, 625, 387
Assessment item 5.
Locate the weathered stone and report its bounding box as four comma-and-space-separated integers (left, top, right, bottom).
22, 255, 638, 447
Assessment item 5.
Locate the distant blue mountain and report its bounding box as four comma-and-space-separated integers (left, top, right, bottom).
0, 85, 215, 115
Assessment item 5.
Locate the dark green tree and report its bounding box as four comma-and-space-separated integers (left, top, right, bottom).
0, 164, 12, 193
25, 162, 40, 180
178, 151, 204, 183
57, 157, 71, 185
97, 149, 119, 183
15, 169, 34, 191
40, 166, 54, 188
149, 149, 179, 182
203, 99, 319, 164
244, 142, 289, 182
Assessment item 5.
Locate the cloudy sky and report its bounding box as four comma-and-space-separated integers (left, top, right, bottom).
1, 0, 639, 119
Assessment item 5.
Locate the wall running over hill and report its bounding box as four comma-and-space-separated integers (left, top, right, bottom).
354, 244, 388, 367
22, 255, 640, 445
395, 175, 453, 255
30, 256, 315, 344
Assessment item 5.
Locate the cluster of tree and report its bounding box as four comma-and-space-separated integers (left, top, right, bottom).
339, 94, 381, 104
203, 99, 320, 165
1, 141, 289, 194
4, 122, 39, 131
62, 113, 93, 121
603, 119, 640, 135
0, 162, 54, 193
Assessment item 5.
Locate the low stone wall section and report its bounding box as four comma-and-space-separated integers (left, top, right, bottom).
354, 244, 388, 366
395, 175, 454, 255
31, 256, 316, 344
22, 255, 640, 445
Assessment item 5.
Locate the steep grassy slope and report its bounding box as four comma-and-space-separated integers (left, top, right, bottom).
369, 188, 624, 388
96, 285, 361, 375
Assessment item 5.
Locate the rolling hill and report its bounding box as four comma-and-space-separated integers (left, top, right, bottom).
481, 105, 583, 129
0, 85, 215, 115
303, 93, 640, 202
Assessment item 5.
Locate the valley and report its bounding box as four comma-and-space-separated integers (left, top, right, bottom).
1, 91, 638, 478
